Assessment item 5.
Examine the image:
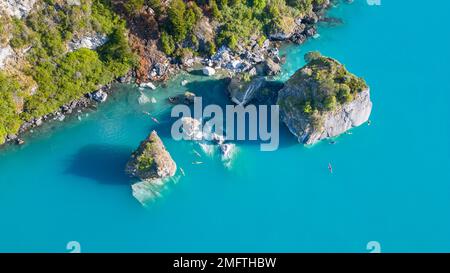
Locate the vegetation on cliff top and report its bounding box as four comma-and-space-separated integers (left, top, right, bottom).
0, 73, 22, 144
144, 0, 327, 57
279, 52, 368, 116
136, 142, 156, 172
1, 0, 330, 144
127, 131, 176, 180
0, 0, 136, 141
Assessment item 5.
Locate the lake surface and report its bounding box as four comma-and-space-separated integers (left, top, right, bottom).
1, 0, 450, 252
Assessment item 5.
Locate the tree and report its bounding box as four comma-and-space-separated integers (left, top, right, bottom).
250, 0, 266, 11
148, 0, 163, 15
161, 31, 175, 55
168, 0, 188, 43
98, 26, 136, 76
337, 84, 353, 103
323, 95, 337, 111
228, 34, 238, 50
205, 40, 216, 56
124, 0, 145, 14
217, 0, 228, 9
0, 73, 21, 144
210, 0, 221, 19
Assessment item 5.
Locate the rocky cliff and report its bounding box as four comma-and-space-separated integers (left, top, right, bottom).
0, 0, 36, 18
0, 0, 340, 146
126, 130, 177, 181
278, 53, 372, 144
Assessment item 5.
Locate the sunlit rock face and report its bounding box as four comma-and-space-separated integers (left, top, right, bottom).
0, 0, 37, 19
278, 55, 372, 145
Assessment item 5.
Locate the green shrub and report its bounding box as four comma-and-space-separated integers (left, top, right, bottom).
205, 40, 216, 55
161, 31, 176, 55
136, 143, 155, 171
0, 73, 22, 143
92, 0, 122, 34
124, 0, 145, 14
337, 84, 353, 103
323, 95, 337, 111
167, 0, 188, 43
303, 100, 313, 114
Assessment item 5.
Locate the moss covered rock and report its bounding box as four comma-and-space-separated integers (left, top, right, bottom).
277, 53, 372, 144
126, 130, 177, 181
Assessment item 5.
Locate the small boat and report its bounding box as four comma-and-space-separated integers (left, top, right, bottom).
193, 149, 202, 158
367, 120, 371, 126
180, 167, 185, 176
151, 117, 160, 124
346, 131, 353, 135
329, 141, 337, 145
192, 161, 203, 165
328, 163, 333, 174
143, 111, 160, 124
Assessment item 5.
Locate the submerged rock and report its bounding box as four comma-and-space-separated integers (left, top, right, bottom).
126, 131, 177, 181
140, 82, 157, 90
92, 90, 108, 102
277, 53, 372, 145
168, 91, 195, 105
131, 180, 164, 205
138, 92, 151, 104
202, 66, 216, 76
181, 117, 203, 140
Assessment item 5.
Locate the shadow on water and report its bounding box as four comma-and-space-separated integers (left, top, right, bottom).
154, 78, 298, 149
65, 144, 133, 185
187, 69, 208, 77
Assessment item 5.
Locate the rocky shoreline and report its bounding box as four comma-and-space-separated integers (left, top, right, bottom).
1, 0, 341, 148
3, 71, 134, 146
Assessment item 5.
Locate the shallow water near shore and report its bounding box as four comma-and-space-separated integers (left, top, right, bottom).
1, 1, 450, 252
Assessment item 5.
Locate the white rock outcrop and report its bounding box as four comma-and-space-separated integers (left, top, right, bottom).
0, 0, 36, 18
139, 82, 157, 90
202, 66, 215, 76
281, 89, 372, 144
0, 45, 14, 69
68, 33, 108, 51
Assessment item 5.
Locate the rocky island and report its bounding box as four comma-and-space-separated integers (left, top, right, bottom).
126, 130, 177, 204
126, 130, 177, 181
278, 52, 372, 144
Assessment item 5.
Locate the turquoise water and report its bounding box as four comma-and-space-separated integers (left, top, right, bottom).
1, 1, 450, 252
